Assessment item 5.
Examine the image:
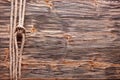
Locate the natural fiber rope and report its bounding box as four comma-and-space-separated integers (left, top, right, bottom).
14, 0, 18, 79
21, 0, 26, 26
10, 0, 26, 80
14, 32, 19, 80
18, 33, 25, 79
17, 0, 26, 79
18, 0, 26, 26
18, 0, 23, 26
9, 0, 14, 79
10, 0, 18, 79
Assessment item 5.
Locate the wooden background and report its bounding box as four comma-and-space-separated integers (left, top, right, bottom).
0, 0, 120, 79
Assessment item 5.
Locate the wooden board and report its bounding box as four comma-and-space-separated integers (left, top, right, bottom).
0, 0, 120, 79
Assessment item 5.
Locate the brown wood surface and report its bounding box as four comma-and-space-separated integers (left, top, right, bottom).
0, 0, 120, 79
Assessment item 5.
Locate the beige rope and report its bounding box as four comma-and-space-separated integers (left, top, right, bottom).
21, 0, 26, 26
9, 0, 14, 79
14, 0, 18, 80
18, 0, 26, 26
12, 34, 16, 80
17, 0, 26, 79
10, 0, 18, 79
14, 33, 19, 80
18, 0, 23, 26
18, 33, 25, 79
10, 0, 26, 80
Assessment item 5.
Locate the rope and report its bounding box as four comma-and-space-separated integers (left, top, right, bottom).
17, 0, 26, 79
14, 33, 19, 80
18, 33, 25, 79
14, 0, 18, 79
18, 0, 26, 27
10, 0, 26, 80
14, 34, 18, 80
18, 0, 23, 26
21, 0, 26, 26
9, 0, 14, 79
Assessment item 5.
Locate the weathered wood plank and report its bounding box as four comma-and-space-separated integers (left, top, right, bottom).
0, 0, 120, 79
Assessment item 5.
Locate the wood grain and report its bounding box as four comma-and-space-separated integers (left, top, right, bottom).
0, 0, 120, 79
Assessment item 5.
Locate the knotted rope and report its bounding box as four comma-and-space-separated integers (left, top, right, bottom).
9, 0, 26, 80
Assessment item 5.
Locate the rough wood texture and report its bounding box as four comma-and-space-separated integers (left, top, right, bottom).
0, 0, 120, 79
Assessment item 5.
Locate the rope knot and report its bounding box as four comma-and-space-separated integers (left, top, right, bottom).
10, 0, 26, 79
15, 26, 25, 42
15, 26, 26, 34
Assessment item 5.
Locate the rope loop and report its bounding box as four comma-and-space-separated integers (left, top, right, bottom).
10, 0, 26, 79
15, 25, 26, 34
15, 25, 25, 43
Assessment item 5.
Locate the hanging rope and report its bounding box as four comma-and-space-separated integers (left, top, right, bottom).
16, 0, 26, 79
14, 0, 18, 79
9, 0, 14, 79
10, 0, 26, 80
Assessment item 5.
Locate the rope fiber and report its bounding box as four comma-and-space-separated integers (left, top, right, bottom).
9, 0, 26, 80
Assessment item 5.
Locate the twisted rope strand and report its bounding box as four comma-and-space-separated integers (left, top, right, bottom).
14, 32, 19, 80
18, 0, 26, 79
18, 0, 23, 26
10, 0, 14, 79
13, 0, 18, 79
10, 0, 26, 80
21, 0, 26, 26
18, 33, 25, 79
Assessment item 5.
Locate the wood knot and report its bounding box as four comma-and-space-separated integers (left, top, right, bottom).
45, 0, 53, 9
4, 48, 9, 62
45, 0, 50, 3
63, 34, 73, 43
30, 26, 37, 33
